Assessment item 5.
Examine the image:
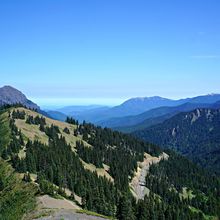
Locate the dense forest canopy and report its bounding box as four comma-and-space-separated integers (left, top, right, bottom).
0, 105, 219, 219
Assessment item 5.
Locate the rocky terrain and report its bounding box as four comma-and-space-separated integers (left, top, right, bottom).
0, 85, 39, 109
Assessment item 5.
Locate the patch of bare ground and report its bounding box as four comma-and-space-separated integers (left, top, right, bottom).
38, 195, 81, 210
24, 195, 80, 220
32, 209, 110, 220
81, 160, 114, 182
25, 195, 108, 220
130, 152, 169, 200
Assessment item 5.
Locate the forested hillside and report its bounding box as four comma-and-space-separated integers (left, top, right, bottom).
144, 150, 220, 219
134, 108, 220, 175
0, 107, 37, 220
0, 105, 220, 219
0, 159, 37, 220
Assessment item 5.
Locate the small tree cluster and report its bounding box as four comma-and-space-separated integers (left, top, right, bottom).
12, 110, 26, 120
65, 116, 78, 125
26, 115, 46, 126
63, 127, 70, 134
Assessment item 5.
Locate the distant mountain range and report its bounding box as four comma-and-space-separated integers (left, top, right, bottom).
134, 108, 220, 174
111, 101, 220, 133
97, 94, 220, 130
50, 94, 220, 126
106, 96, 186, 116
0, 85, 39, 110
1, 85, 220, 134
45, 110, 67, 121
57, 105, 109, 116
50, 96, 183, 123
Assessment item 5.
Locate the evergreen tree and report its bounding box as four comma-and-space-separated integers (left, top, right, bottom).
63, 127, 70, 134
117, 193, 135, 220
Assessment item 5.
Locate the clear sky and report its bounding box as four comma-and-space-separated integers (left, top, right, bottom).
0, 0, 220, 108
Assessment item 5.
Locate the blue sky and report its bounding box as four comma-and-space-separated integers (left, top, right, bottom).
0, 0, 220, 107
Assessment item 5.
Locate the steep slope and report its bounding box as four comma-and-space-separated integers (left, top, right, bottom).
0, 111, 37, 220
0, 85, 39, 109
0, 106, 160, 218
134, 108, 220, 174
1, 106, 220, 219
143, 150, 220, 219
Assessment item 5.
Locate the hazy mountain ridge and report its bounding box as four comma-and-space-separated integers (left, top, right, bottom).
108, 96, 182, 116
46, 110, 67, 121
113, 102, 219, 133
55, 94, 220, 128
54, 96, 182, 123
57, 105, 108, 115
103, 102, 206, 127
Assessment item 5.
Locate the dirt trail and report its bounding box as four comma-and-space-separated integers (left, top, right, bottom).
30, 195, 108, 220
35, 210, 108, 220
38, 195, 81, 210
130, 152, 169, 200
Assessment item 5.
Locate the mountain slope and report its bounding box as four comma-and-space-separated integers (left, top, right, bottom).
0, 86, 39, 109
134, 108, 220, 174
0, 110, 37, 220
0, 106, 160, 218
0, 106, 219, 219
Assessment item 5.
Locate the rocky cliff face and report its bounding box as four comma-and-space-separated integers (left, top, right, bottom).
0, 85, 39, 109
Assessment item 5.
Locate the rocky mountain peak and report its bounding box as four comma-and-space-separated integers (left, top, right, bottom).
0, 85, 39, 109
